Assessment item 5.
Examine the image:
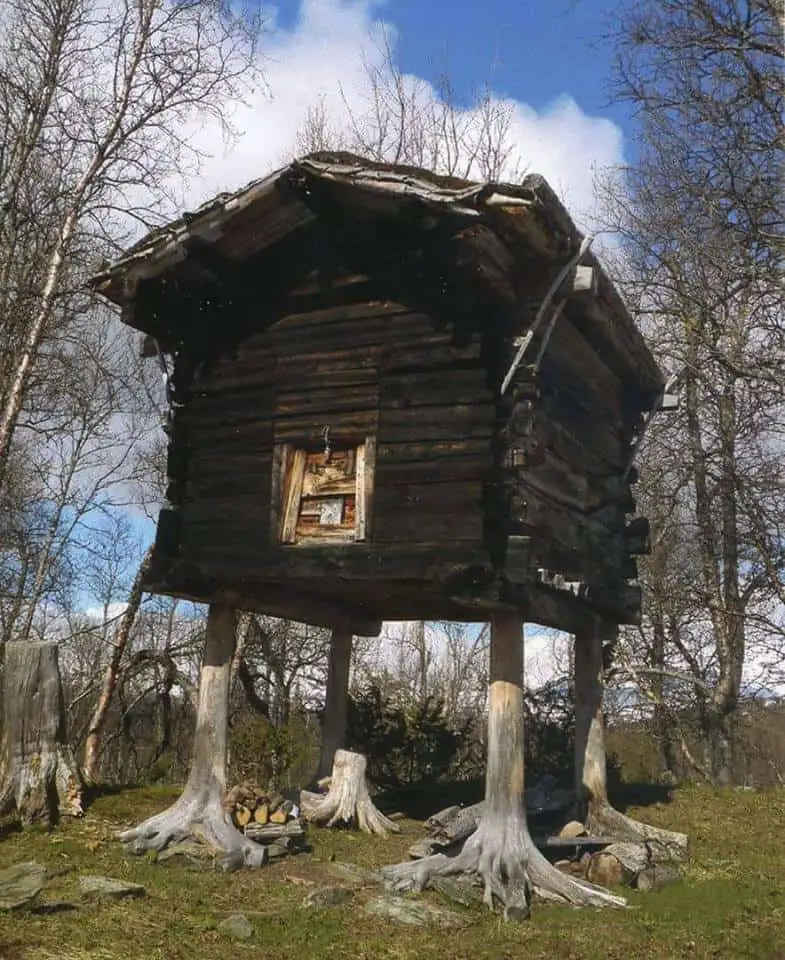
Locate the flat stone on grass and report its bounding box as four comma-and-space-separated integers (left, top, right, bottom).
217, 913, 253, 940
302, 885, 355, 909
364, 894, 464, 927
326, 861, 384, 886
0, 862, 46, 911
79, 875, 146, 899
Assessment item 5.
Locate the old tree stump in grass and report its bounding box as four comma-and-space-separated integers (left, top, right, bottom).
382, 614, 626, 919
117, 605, 266, 869
301, 750, 399, 836
0, 642, 83, 826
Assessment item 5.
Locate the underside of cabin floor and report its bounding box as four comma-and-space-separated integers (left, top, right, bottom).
144, 545, 628, 638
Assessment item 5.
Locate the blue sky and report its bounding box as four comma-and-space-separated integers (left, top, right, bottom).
266, 0, 632, 138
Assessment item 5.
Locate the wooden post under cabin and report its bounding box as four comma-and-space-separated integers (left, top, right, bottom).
316, 626, 353, 782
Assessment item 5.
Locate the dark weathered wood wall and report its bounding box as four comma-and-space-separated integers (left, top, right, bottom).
497, 300, 645, 620
161, 280, 494, 585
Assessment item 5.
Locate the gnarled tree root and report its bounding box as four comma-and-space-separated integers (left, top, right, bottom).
382, 815, 627, 920
300, 749, 399, 837
117, 782, 267, 870
587, 804, 689, 863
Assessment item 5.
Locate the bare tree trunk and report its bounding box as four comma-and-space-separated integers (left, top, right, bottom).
574, 619, 689, 861
650, 607, 679, 778
315, 626, 352, 782
117, 604, 266, 868
0, 641, 83, 825
82, 545, 153, 783
301, 748, 399, 836
382, 614, 626, 917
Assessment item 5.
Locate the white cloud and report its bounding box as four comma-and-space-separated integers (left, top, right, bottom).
180, 0, 625, 229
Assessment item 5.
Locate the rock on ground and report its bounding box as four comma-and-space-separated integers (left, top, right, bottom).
326, 861, 384, 886
363, 895, 464, 927
0, 862, 46, 911
217, 914, 253, 940
78, 876, 146, 899
302, 886, 355, 909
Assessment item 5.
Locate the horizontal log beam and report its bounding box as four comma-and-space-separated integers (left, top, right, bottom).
144, 561, 383, 637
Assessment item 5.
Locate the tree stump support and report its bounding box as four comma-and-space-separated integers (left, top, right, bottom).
382, 613, 626, 918
574, 618, 689, 862
0, 641, 84, 826
301, 748, 399, 836
315, 626, 353, 783
117, 604, 267, 868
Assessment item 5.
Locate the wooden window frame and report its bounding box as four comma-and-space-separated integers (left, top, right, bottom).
272, 437, 375, 545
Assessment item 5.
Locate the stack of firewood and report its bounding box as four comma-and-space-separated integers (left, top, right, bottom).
223, 782, 307, 858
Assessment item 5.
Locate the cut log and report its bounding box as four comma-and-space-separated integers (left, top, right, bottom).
634, 864, 682, 893
0, 642, 84, 826
602, 842, 650, 883
382, 614, 626, 919
574, 620, 689, 863
269, 808, 288, 825
254, 803, 269, 825
243, 820, 305, 842
234, 805, 252, 828
586, 852, 623, 888
116, 605, 267, 868
300, 749, 400, 836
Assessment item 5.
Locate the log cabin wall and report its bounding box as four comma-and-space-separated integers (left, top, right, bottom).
498, 297, 647, 622
93, 154, 666, 631
156, 277, 495, 589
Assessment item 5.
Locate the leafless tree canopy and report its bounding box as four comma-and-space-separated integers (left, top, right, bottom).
599, 0, 784, 783
295, 28, 526, 183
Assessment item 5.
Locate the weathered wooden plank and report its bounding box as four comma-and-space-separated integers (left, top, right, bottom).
186, 471, 273, 500
266, 313, 439, 351
379, 403, 495, 443
172, 535, 489, 579
382, 341, 483, 370
507, 447, 636, 515
373, 481, 484, 543
381, 368, 491, 407
377, 438, 491, 463
280, 448, 306, 543
274, 411, 378, 444
507, 397, 628, 472
276, 384, 379, 416
269, 299, 411, 332
204, 365, 377, 394
376, 455, 489, 485
269, 443, 288, 545
537, 315, 628, 423
516, 409, 625, 475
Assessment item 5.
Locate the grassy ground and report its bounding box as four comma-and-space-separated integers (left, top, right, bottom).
0, 784, 783, 960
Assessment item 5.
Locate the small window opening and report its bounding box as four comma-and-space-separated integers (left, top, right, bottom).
275, 439, 374, 544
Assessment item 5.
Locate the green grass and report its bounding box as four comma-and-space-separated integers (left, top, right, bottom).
0, 784, 783, 960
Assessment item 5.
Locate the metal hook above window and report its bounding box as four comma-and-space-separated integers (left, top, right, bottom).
322, 425, 331, 462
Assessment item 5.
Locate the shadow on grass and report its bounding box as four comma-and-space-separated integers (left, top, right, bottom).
374, 778, 484, 820
609, 780, 676, 812
374, 776, 677, 821
0, 819, 22, 842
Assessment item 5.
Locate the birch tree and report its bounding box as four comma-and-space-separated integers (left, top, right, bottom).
0, 0, 264, 482
601, 0, 784, 783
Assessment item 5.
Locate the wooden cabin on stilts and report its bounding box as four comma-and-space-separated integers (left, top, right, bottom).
90, 152, 687, 916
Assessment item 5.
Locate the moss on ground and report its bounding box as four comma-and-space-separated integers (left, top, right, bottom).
0, 784, 783, 960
